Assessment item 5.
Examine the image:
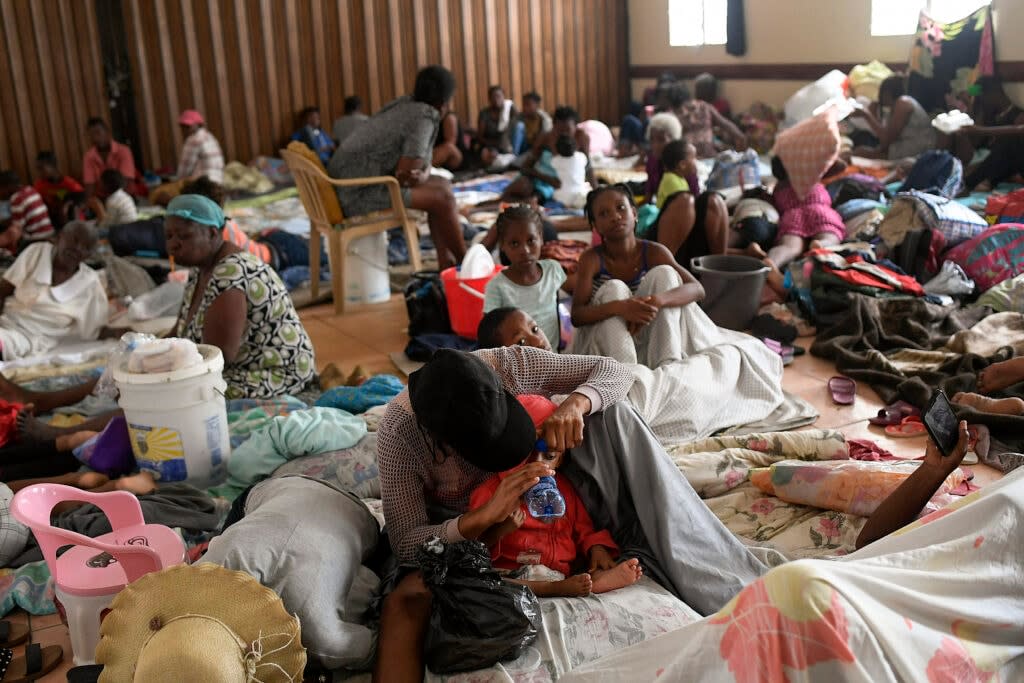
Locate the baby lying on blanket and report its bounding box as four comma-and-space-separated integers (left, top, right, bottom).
469, 394, 643, 597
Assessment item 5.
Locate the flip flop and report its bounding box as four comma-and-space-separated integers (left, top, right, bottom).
885, 416, 927, 438
828, 375, 856, 405
0, 644, 63, 682
869, 400, 921, 426
761, 338, 794, 365
0, 622, 28, 649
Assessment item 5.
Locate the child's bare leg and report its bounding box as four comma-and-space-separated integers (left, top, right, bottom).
591, 559, 643, 594
17, 408, 120, 444
55, 431, 98, 452
702, 193, 729, 255
508, 574, 593, 598
7, 471, 110, 493
114, 471, 156, 495
952, 392, 1024, 416
654, 193, 696, 255
767, 234, 805, 270
978, 357, 1024, 394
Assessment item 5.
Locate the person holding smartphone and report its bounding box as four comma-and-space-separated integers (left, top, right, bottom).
856, 418, 971, 549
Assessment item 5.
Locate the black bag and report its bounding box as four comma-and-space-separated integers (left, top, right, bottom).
109, 217, 167, 257
419, 539, 540, 674
404, 271, 452, 337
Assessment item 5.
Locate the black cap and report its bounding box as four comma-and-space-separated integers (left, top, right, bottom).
408, 350, 536, 472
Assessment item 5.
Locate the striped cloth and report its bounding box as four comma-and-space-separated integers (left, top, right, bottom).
177, 127, 225, 183
8, 186, 54, 241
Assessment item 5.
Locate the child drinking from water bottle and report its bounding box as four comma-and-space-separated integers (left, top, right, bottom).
468, 394, 643, 597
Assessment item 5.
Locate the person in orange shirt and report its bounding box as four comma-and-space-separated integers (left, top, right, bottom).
82, 117, 141, 199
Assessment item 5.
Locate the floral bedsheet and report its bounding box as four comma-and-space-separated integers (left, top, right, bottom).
667, 429, 868, 559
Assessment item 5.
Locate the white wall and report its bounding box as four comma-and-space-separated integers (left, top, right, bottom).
629, 0, 1024, 111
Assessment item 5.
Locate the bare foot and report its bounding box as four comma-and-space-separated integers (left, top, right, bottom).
591, 559, 643, 594
16, 406, 63, 444
978, 358, 1024, 394
55, 431, 98, 452
952, 392, 1024, 416
807, 239, 824, 252
744, 243, 768, 259
76, 472, 111, 489
114, 471, 156, 496
0, 374, 29, 405
532, 573, 593, 598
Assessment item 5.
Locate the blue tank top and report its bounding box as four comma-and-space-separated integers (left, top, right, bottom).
591, 241, 650, 298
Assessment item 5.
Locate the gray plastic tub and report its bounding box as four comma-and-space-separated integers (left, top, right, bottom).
690, 255, 770, 330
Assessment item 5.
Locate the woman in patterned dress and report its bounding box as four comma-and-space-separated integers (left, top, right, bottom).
164, 194, 315, 399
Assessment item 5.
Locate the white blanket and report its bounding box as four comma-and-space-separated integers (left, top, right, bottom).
563, 468, 1024, 681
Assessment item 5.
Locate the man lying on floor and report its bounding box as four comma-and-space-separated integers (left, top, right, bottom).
0, 222, 107, 361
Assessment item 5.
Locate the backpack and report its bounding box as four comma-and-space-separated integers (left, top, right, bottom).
943, 223, 1024, 293
898, 150, 963, 198
404, 271, 452, 337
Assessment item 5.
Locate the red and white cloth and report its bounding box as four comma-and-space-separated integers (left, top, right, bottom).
7, 186, 54, 242
772, 109, 841, 200
177, 127, 225, 183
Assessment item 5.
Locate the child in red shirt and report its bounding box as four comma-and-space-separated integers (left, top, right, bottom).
469, 394, 643, 597
33, 151, 84, 228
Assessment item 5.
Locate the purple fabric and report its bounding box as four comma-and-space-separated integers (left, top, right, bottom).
73, 415, 135, 477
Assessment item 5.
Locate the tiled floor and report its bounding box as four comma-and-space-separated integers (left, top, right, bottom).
25, 294, 1001, 679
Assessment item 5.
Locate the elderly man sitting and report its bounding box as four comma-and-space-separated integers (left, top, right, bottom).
0, 222, 107, 360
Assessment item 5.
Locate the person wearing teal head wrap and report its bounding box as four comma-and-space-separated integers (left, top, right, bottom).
165, 194, 316, 399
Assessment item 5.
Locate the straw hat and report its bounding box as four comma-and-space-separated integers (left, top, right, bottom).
95, 563, 305, 682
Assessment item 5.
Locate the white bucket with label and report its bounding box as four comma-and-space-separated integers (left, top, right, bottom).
112, 344, 230, 488
344, 233, 391, 304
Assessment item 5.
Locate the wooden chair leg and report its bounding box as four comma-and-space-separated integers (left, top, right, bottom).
404, 220, 423, 272
309, 229, 321, 300
330, 231, 346, 315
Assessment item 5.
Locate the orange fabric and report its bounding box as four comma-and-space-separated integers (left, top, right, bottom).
469, 472, 618, 575
222, 219, 271, 264
285, 141, 344, 224
0, 400, 24, 448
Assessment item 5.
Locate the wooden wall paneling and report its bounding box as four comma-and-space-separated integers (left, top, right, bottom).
29, 1, 67, 168
337, 0, 355, 102
362, 0, 382, 111
234, 0, 260, 157
310, 0, 329, 118
460, 0, 478, 122
56, 0, 88, 149
412, 0, 428, 68
153, 0, 182, 155
483, 0, 499, 87
532, 0, 548, 98
387, 0, 404, 98
124, 1, 157, 171
507, 0, 522, 103
2, 1, 38, 176
436, 0, 451, 67
0, 1, 17, 172
179, 0, 206, 119
256, 0, 281, 150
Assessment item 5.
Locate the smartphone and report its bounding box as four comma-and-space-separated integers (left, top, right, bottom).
923, 391, 960, 457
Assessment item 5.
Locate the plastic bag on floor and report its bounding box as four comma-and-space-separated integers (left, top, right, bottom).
419, 538, 540, 674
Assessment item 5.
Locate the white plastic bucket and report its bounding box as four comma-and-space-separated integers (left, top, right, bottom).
112, 344, 230, 488
345, 233, 391, 305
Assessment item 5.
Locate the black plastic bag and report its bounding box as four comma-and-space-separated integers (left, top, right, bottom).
418, 538, 540, 674
404, 271, 452, 337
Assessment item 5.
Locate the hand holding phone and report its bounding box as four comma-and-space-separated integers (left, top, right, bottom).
923, 391, 961, 458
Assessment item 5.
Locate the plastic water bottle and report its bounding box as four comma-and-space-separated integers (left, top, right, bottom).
524, 438, 566, 521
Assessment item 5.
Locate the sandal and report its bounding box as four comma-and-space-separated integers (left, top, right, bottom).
0, 622, 28, 649
828, 375, 856, 405
885, 415, 928, 438
0, 644, 63, 682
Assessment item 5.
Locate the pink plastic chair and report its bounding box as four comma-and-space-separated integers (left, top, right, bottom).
11, 484, 186, 665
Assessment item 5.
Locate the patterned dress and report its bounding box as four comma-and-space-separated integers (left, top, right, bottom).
175, 252, 316, 399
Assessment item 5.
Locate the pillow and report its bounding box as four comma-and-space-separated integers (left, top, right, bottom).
772, 109, 840, 201
286, 141, 344, 224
